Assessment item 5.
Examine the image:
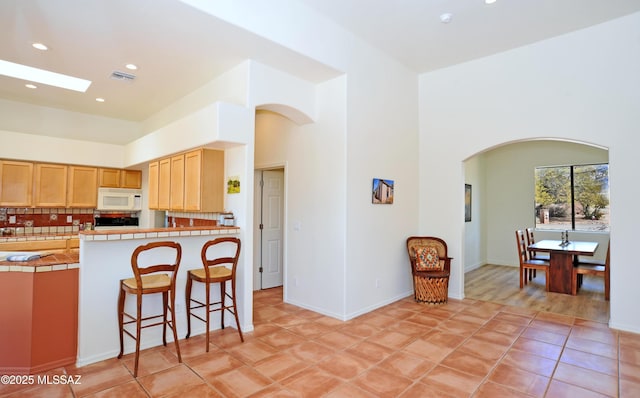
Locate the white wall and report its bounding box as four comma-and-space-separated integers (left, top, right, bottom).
170, 0, 423, 321
227, 0, 424, 320
343, 42, 419, 318
179, 0, 349, 74
223, 144, 252, 331
125, 101, 253, 166
420, 12, 640, 333
140, 62, 250, 134
463, 155, 484, 272
249, 62, 317, 123
0, 98, 140, 146
0, 129, 126, 167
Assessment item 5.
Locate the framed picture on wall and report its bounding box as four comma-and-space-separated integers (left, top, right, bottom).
372, 178, 394, 204
465, 184, 472, 222
227, 176, 240, 194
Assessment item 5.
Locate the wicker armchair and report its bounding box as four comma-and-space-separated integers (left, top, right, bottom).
406, 236, 452, 304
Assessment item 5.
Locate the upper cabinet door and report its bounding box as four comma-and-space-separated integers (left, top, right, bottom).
148, 161, 159, 209
99, 168, 141, 189
184, 149, 224, 212
34, 163, 67, 207
0, 160, 33, 207
183, 149, 203, 211
157, 158, 171, 210
98, 168, 121, 188
121, 170, 142, 189
68, 166, 98, 208
169, 154, 185, 211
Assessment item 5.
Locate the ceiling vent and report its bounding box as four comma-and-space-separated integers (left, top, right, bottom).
110, 70, 136, 82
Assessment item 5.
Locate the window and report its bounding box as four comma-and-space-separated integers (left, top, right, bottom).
534, 164, 609, 231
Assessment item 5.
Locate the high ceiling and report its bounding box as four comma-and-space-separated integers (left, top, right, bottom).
2, 0, 640, 126
299, 0, 640, 73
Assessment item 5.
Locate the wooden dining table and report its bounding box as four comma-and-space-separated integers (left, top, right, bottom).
527, 239, 599, 294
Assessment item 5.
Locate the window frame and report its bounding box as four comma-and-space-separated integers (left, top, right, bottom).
534, 163, 609, 232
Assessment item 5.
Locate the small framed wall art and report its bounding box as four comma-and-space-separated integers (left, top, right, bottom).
227, 176, 240, 194
372, 178, 394, 204
465, 184, 472, 222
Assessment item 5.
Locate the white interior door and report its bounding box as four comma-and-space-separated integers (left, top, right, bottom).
255, 169, 284, 289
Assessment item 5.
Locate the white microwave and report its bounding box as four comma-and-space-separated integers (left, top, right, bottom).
97, 188, 142, 211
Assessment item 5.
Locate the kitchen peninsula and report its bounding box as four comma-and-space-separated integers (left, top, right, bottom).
0, 250, 79, 375
77, 225, 240, 367
0, 225, 241, 373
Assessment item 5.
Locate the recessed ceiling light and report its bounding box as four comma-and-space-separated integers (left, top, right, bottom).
125, 64, 138, 70
32, 42, 48, 51
25, 84, 37, 89
485, 0, 497, 4
440, 13, 453, 23
0, 59, 91, 92
96, 98, 105, 102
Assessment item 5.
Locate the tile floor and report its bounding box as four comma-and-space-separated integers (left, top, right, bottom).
2, 287, 640, 397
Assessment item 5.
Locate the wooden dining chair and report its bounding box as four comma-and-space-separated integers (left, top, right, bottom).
573, 243, 610, 300
515, 230, 550, 291
117, 241, 182, 377
525, 227, 550, 262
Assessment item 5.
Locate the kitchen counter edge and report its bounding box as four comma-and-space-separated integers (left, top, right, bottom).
79, 226, 240, 241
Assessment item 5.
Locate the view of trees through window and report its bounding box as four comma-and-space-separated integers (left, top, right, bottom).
534, 164, 609, 231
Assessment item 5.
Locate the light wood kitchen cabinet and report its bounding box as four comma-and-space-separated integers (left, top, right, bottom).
98, 168, 120, 188
34, 163, 67, 207
0, 160, 33, 207
170, 154, 185, 210
148, 148, 224, 211
67, 166, 98, 208
157, 158, 171, 210
99, 168, 141, 189
121, 170, 142, 189
184, 149, 224, 212
148, 161, 159, 209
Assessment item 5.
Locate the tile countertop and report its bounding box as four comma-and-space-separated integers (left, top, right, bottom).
0, 251, 79, 272
0, 233, 78, 243
0, 227, 239, 271
79, 225, 240, 241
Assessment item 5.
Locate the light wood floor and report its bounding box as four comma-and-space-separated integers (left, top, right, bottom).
464, 264, 610, 323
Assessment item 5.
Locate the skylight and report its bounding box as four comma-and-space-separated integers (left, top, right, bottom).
0, 59, 91, 92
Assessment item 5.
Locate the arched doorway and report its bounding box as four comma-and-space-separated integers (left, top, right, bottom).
253, 106, 314, 297
462, 139, 610, 321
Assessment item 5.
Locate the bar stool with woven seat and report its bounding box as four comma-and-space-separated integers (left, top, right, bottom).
185, 237, 243, 351
117, 241, 182, 377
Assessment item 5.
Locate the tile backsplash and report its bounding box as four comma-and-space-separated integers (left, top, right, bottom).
167, 211, 221, 228
0, 208, 228, 236
0, 208, 95, 236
